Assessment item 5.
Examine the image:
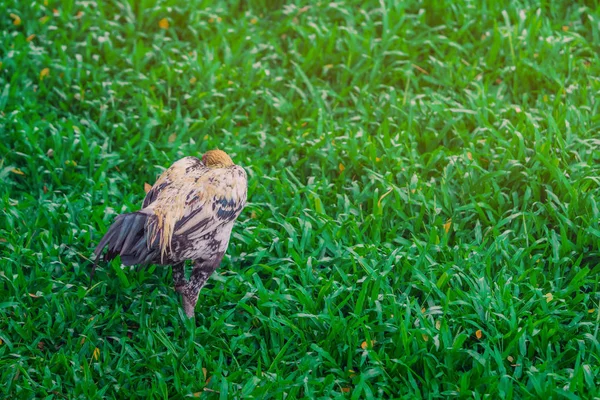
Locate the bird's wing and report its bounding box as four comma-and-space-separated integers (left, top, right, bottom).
144, 162, 247, 259
143, 156, 205, 208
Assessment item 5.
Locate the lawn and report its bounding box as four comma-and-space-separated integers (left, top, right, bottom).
1, 0, 599, 398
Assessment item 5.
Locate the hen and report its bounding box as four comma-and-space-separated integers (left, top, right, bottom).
93, 150, 247, 317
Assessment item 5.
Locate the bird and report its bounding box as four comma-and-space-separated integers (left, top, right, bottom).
92, 149, 247, 317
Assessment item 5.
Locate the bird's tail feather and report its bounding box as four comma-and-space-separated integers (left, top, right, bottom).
91, 212, 157, 285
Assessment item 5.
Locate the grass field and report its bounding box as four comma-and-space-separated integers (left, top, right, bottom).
1, 0, 600, 398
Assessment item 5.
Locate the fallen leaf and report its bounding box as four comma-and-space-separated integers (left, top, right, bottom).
10, 168, 25, 175
79, 337, 86, 346
562, 25, 569, 32
422, 334, 429, 342
545, 293, 553, 303
10, 13, 21, 25
202, 367, 208, 381
159, 18, 169, 29
341, 387, 351, 393
507, 356, 514, 362
466, 152, 473, 161
92, 347, 100, 360
348, 369, 356, 378
250, 211, 257, 219
443, 219, 452, 234
40, 68, 50, 80
0, 338, 3, 345
250, 17, 258, 24
421, 307, 426, 313
475, 330, 482, 339
189, 77, 197, 84
168, 133, 177, 143
53, 9, 59, 16
43, 185, 48, 194
37, 341, 44, 350
144, 183, 152, 193
26, 34, 36, 42
76, 11, 84, 18
39, 15, 50, 24
435, 320, 441, 330
375, 157, 381, 162
47, 148, 54, 157
338, 163, 345, 173
193, 393, 201, 398
589, 309, 596, 314
360, 340, 374, 349
28, 293, 40, 298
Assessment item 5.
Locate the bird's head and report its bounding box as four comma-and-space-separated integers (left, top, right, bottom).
202, 149, 234, 168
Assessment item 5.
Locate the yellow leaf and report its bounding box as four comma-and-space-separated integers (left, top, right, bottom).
189, 77, 197, 84
80, 337, 86, 346
466, 151, 473, 161
10, 168, 25, 175
421, 307, 426, 313
507, 356, 514, 362
348, 369, 356, 378
92, 347, 100, 360
360, 340, 374, 349
203, 134, 209, 140
26, 34, 36, 42
475, 330, 482, 339
443, 219, 452, 234
168, 133, 177, 143
144, 183, 152, 193
202, 367, 208, 381
435, 320, 441, 330
589, 309, 596, 314
0, 338, 3, 345
375, 157, 381, 162
338, 163, 345, 172
250, 211, 257, 219
545, 293, 553, 303
28, 293, 40, 298
422, 334, 429, 342
39, 15, 50, 24
250, 18, 258, 24
10, 13, 21, 26
40, 67, 50, 80
159, 18, 169, 29
193, 392, 201, 398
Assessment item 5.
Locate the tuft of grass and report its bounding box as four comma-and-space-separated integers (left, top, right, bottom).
1, 0, 599, 397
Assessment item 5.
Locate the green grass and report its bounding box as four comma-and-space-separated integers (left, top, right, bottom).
1, 0, 600, 397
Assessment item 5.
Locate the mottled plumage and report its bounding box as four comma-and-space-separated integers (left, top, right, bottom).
93, 150, 247, 317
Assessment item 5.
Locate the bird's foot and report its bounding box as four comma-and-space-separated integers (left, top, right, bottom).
176, 285, 197, 318
181, 293, 197, 318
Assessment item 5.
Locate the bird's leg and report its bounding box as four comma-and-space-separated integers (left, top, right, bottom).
172, 262, 187, 292
180, 256, 222, 318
